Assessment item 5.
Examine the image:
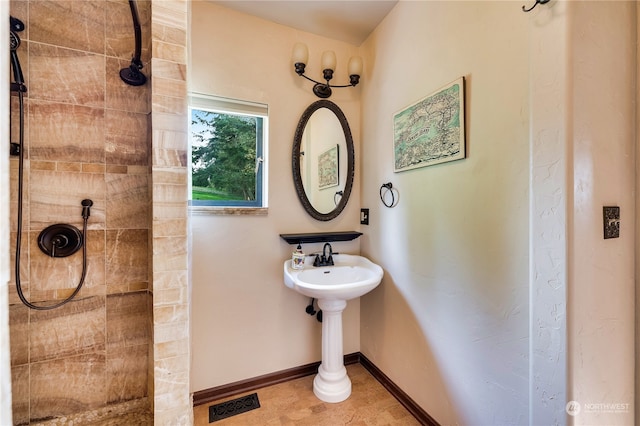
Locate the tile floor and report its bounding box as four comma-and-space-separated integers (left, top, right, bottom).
193, 363, 421, 425
31, 398, 152, 425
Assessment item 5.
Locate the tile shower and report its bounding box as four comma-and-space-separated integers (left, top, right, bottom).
8, 0, 152, 423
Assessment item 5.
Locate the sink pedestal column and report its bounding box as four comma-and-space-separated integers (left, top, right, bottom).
313, 299, 351, 403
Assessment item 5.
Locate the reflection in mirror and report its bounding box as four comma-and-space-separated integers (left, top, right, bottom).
300, 108, 346, 213
293, 100, 354, 221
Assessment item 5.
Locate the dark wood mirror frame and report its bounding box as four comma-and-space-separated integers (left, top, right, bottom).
292, 100, 354, 221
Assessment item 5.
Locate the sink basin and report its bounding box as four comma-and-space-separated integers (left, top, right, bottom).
283, 253, 384, 403
283, 254, 383, 300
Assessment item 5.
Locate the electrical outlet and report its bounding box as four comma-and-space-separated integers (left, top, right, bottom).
603, 206, 620, 239
360, 208, 369, 225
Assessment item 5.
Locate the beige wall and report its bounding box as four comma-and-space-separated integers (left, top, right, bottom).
529, 1, 569, 422
529, 2, 636, 424
360, 2, 530, 424
360, 1, 636, 425
188, 2, 362, 392
568, 2, 635, 425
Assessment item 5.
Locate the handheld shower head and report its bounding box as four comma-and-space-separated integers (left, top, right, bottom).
10, 30, 20, 50
81, 199, 94, 220
9, 31, 25, 87
9, 16, 26, 88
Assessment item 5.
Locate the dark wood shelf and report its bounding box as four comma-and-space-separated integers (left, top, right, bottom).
280, 231, 363, 245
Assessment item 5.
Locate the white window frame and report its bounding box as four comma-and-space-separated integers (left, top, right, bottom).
188, 93, 268, 215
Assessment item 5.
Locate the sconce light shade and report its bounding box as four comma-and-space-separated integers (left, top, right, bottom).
348, 56, 363, 86
348, 56, 363, 76
292, 43, 309, 65
292, 43, 362, 99
321, 50, 337, 71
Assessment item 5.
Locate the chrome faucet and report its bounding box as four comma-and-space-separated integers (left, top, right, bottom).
313, 242, 334, 267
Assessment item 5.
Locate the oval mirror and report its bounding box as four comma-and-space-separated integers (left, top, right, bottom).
292, 100, 354, 221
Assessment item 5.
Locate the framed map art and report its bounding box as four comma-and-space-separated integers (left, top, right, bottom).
318, 144, 339, 189
393, 77, 466, 172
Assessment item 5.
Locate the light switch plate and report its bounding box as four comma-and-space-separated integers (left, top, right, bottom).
603, 206, 620, 239
360, 208, 369, 225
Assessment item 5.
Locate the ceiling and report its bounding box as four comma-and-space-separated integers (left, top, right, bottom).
211, 1, 398, 46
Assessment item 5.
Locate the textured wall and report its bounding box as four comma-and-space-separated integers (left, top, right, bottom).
529, 2, 569, 423
359, 2, 530, 424
359, 1, 637, 425
568, 2, 636, 425
8, 0, 151, 423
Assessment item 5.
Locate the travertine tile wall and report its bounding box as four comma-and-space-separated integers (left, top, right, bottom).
8, 0, 152, 423
149, 0, 191, 423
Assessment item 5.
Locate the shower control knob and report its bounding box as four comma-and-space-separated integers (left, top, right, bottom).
38, 224, 83, 258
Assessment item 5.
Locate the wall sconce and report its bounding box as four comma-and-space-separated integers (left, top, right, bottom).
292, 43, 362, 99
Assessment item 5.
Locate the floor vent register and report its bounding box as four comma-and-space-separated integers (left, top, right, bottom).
209, 393, 261, 423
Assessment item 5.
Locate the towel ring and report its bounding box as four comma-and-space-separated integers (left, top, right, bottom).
379, 182, 398, 208
334, 190, 343, 206
522, 0, 550, 12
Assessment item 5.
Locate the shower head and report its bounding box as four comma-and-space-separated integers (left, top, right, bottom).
120, 0, 146, 86
120, 63, 147, 86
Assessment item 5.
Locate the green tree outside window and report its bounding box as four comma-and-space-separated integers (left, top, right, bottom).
191, 110, 263, 204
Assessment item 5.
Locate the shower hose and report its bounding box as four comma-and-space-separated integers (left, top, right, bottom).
12, 79, 90, 311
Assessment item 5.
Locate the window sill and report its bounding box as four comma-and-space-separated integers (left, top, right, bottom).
189, 206, 268, 216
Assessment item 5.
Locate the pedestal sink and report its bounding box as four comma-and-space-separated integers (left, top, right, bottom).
283, 254, 383, 403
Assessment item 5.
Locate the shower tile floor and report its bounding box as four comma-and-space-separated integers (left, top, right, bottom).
31, 398, 152, 426
193, 363, 421, 425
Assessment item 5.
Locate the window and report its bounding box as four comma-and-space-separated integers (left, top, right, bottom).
188, 94, 268, 210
